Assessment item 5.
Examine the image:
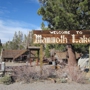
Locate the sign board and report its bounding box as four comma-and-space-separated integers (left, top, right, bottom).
33, 30, 90, 44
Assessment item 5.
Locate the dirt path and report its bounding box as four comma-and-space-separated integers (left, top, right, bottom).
0, 81, 90, 90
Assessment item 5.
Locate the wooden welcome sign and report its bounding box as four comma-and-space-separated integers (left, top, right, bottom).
33, 30, 90, 44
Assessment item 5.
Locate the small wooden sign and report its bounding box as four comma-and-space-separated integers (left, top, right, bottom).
33, 30, 90, 44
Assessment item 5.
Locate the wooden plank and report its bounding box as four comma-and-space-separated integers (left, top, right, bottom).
38, 34, 90, 37
33, 30, 90, 34
33, 30, 90, 44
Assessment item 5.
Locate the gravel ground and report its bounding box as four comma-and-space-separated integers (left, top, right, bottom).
0, 81, 90, 90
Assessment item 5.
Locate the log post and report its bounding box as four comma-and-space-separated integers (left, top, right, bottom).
89, 45, 90, 72
66, 44, 76, 66
40, 44, 43, 75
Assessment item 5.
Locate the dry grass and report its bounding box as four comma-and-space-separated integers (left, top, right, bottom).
63, 65, 86, 83
5, 62, 87, 84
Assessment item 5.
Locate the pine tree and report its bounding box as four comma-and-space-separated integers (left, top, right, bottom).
38, 0, 90, 66
38, 0, 90, 30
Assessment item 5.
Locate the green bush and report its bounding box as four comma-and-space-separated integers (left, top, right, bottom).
60, 78, 67, 83
0, 75, 12, 85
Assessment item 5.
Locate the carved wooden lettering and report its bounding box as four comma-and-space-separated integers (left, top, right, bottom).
33, 30, 90, 44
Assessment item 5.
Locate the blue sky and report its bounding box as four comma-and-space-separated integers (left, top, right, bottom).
0, 0, 43, 43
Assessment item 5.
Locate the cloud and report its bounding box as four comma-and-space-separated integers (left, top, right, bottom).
0, 6, 10, 15
0, 19, 41, 43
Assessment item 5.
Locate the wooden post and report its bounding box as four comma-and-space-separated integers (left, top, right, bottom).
30, 59, 32, 66
36, 49, 39, 65
40, 44, 43, 75
89, 45, 90, 72
29, 50, 32, 66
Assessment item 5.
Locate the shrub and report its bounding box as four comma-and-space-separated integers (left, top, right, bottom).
0, 75, 12, 85
67, 65, 86, 83
8, 65, 86, 84
60, 78, 67, 83
12, 66, 41, 83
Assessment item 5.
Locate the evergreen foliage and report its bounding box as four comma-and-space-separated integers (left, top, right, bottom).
45, 44, 50, 57
38, 0, 90, 53
3, 31, 33, 50
38, 0, 90, 30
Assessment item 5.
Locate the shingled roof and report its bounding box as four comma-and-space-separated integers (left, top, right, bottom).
2, 50, 27, 59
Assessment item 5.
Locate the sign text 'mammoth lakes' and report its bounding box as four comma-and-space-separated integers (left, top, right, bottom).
33, 30, 90, 44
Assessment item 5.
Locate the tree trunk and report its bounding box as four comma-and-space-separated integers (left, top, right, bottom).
67, 44, 76, 66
